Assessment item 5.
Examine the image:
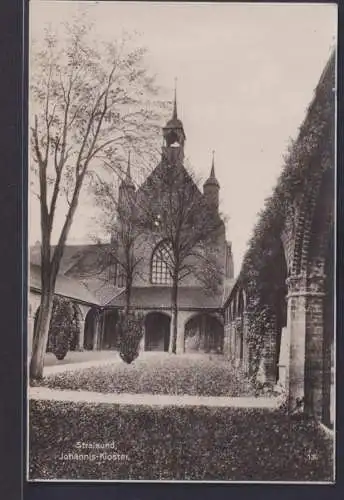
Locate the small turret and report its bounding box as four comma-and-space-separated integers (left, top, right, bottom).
162, 80, 186, 165
119, 151, 136, 206
203, 151, 220, 212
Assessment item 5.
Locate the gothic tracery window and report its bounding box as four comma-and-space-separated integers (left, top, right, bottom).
151, 240, 173, 285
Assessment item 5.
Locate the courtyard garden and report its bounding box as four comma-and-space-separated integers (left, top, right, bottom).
29, 399, 333, 481
34, 353, 256, 397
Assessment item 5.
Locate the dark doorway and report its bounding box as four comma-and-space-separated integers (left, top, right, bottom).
100, 310, 120, 350
184, 314, 224, 353
84, 308, 99, 350
145, 312, 171, 351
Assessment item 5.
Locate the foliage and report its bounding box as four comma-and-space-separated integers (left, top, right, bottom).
117, 311, 144, 364
48, 297, 80, 360
29, 13, 167, 379
237, 52, 335, 369
30, 400, 333, 481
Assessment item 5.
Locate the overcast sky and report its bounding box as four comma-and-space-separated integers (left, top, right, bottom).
29, 1, 337, 274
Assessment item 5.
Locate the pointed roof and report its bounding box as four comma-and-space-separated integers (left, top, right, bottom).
121, 151, 135, 189
204, 151, 220, 188
163, 80, 186, 139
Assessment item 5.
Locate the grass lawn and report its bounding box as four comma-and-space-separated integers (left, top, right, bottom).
44, 350, 117, 367
37, 353, 256, 397
29, 400, 333, 481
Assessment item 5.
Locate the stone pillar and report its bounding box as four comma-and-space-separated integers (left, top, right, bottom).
93, 311, 101, 350
277, 326, 290, 390
139, 320, 146, 351
176, 313, 186, 354
234, 318, 242, 368
223, 324, 231, 359
305, 274, 326, 419
242, 312, 251, 375
78, 320, 85, 351
287, 274, 325, 418
287, 274, 307, 410
261, 327, 278, 385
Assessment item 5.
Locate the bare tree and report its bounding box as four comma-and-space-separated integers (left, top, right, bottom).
29, 17, 164, 379
90, 156, 146, 315
138, 162, 224, 354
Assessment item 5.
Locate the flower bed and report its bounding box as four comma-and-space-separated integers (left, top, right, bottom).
29, 400, 333, 481
37, 354, 256, 397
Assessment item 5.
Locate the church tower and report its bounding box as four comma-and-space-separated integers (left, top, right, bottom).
162, 83, 186, 166
203, 151, 220, 212
118, 151, 136, 207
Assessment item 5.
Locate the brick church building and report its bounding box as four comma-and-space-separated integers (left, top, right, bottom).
29, 95, 234, 356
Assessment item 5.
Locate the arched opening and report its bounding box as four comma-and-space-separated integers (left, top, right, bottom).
100, 309, 120, 350
84, 308, 100, 350
184, 313, 224, 354
151, 240, 173, 285
144, 312, 171, 351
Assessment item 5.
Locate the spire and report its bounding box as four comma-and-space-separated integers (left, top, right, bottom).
172, 77, 178, 120
121, 150, 135, 190
210, 150, 215, 178
204, 150, 220, 188
126, 150, 131, 182
162, 78, 186, 148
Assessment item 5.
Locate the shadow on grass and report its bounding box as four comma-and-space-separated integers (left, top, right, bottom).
28, 400, 333, 482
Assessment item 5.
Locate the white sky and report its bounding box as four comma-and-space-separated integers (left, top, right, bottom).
29, 1, 337, 274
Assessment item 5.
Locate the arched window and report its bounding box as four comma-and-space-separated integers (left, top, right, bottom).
151, 240, 173, 285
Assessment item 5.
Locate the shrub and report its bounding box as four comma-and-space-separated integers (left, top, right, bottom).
48, 298, 80, 360
118, 311, 144, 364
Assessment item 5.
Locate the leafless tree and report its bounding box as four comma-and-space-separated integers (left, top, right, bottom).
90, 160, 146, 316
29, 17, 165, 379
138, 162, 224, 353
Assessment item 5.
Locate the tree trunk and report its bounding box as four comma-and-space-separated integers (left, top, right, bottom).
169, 277, 178, 354
124, 279, 132, 317
29, 287, 54, 380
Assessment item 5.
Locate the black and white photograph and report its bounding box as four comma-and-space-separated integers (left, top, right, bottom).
28, 0, 336, 483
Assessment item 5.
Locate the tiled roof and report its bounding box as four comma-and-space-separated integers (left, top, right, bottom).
29, 264, 100, 305
29, 243, 110, 276
108, 286, 222, 310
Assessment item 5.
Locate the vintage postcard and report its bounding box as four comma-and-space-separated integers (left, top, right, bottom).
27, 1, 337, 482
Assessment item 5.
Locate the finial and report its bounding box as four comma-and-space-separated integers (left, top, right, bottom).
211, 150, 215, 177
172, 77, 178, 120
126, 150, 131, 180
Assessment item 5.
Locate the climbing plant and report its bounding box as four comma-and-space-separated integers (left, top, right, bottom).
239, 52, 334, 375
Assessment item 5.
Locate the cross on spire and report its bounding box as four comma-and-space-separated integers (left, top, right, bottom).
172, 77, 178, 120
126, 150, 131, 180
211, 150, 215, 177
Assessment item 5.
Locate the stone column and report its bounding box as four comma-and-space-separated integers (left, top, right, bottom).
223, 324, 231, 359
286, 274, 307, 411
261, 327, 278, 385
78, 320, 85, 351
93, 311, 101, 350
305, 274, 326, 419
176, 312, 186, 354
139, 318, 146, 352
286, 274, 325, 417
234, 317, 242, 368
242, 312, 251, 375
